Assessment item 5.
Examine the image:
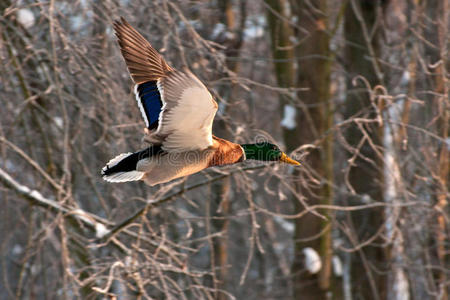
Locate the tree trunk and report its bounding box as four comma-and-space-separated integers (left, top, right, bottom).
423, 1, 449, 298
291, 1, 334, 298
211, 2, 247, 299
343, 1, 387, 299
266, 0, 335, 298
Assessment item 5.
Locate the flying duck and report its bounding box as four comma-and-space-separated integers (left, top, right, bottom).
101, 18, 300, 186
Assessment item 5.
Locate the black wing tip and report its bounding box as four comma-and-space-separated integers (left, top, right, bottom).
101, 165, 111, 177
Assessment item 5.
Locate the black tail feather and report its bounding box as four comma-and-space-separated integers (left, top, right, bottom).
102, 145, 163, 177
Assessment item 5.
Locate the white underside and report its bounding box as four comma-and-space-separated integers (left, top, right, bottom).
138, 150, 213, 186
103, 170, 144, 182
102, 149, 215, 185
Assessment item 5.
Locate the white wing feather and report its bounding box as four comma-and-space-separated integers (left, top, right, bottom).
103, 171, 144, 182
150, 70, 217, 152
101, 152, 144, 182
159, 86, 215, 151
134, 85, 150, 127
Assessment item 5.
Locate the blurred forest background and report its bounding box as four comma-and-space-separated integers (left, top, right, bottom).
0, 0, 448, 299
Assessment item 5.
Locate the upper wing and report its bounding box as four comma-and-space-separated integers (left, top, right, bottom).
113, 17, 172, 84
114, 18, 217, 151
155, 70, 218, 152
114, 18, 169, 131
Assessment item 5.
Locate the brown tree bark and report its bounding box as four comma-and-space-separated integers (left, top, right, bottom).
291, 1, 334, 298
266, 0, 335, 298
211, 2, 247, 299
343, 1, 387, 299
422, 1, 449, 298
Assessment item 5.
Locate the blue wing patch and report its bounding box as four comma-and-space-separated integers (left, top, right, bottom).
135, 81, 162, 130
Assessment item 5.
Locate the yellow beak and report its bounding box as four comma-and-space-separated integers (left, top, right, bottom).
280, 152, 301, 165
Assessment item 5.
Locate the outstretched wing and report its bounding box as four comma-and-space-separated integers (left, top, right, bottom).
155, 69, 218, 152
113, 17, 172, 84
114, 18, 170, 130
133, 80, 162, 130
113, 18, 217, 151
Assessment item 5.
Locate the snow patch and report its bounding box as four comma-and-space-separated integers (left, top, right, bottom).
332, 255, 343, 276
224, 31, 235, 40
70, 15, 83, 31
12, 244, 23, 255
361, 194, 371, 203
400, 71, 410, 86
53, 117, 63, 129
95, 223, 109, 238
392, 269, 410, 300
72, 209, 93, 226
211, 23, 225, 40
30, 264, 38, 275
235, 125, 245, 135
218, 102, 226, 115
273, 242, 284, 255
244, 15, 265, 39
178, 20, 202, 31
274, 216, 294, 233
303, 247, 322, 274
30, 190, 45, 200
17, 8, 35, 29
280, 105, 297, 129
3, 159, 16, 172
278, 187, 288, 201
289, 36, 298, 44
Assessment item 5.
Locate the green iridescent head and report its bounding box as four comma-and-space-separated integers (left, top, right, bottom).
240, 142, 300, 165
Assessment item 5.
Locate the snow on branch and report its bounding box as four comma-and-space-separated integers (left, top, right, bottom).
0, 167, 110, 237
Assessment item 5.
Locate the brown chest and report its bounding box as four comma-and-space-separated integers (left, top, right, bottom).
208, 137, 244, 167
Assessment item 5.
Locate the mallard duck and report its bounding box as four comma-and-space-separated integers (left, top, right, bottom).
101, 18, 300, 186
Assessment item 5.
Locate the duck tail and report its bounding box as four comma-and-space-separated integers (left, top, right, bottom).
101, 152, 145, 182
